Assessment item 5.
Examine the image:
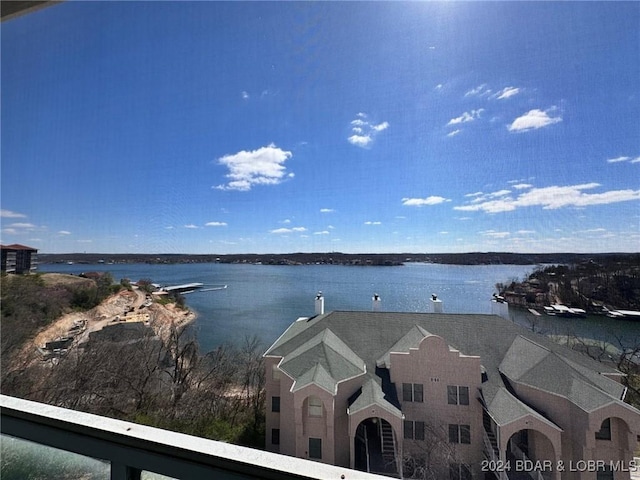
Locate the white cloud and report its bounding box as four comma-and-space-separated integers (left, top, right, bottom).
320, 208, 334, 213
241, 91, 249, 100
58, 230, 72, 235
494, 87, 521, 100
347, 113, 389, 148
447, 109, 484, 126
402, 196, 450, 206
314, 231, 330, 235
607, 155, 640, 164
512, 183, 533, 190
447, 129, 462, 138
465, 84, 491, 97
270, 227, 307, 234
1, 209, 26, 218
481, 230, 511, 238
372, 121, 390, 132
184, 224, 199, 229
364, 221, 381, 225
607, 157, 631, 163
205, 222, 227, 227
215, 143, 293, 191
508, 108, 562, 132
455, 183, 640, 213
348, 134, 372, 148
7, 222, 36, 229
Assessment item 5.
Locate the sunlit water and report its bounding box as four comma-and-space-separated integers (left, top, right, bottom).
38, 262, 639, 352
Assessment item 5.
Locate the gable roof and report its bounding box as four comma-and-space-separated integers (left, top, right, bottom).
348, 378, 402, 418
376, 324, 431, 368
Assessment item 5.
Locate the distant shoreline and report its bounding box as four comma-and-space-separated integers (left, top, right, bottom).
37, 252, 639, 267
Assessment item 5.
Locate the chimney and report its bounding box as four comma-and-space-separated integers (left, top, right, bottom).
430, 294, 443, 313
491, 294, 509, 320
372, 293, 381, 312
315, 291, 325, 315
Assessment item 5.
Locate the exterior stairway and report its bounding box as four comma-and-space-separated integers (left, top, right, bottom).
483, 411, 500, 460
380, 420, 397, 470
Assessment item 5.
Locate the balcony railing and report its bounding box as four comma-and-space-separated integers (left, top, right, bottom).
1, 395, 388, 480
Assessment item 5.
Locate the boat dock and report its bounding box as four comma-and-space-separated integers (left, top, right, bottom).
160, 283, 204, 294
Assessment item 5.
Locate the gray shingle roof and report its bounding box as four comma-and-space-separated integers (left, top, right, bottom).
279, 329, 366, 394
348, 378, 403, 418
266, 311, 629, 421
499, 335, 627, 412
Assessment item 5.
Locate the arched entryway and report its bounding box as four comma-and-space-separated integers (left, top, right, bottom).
354, 417, 399, 477
507, 429, 556, 480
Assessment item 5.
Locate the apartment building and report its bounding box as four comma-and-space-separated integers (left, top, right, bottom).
0, 243, 38, 274
264, 294, 640, 479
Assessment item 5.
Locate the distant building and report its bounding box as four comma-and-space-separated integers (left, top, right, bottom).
0, 244, 38, 274
264, 293, 640, 479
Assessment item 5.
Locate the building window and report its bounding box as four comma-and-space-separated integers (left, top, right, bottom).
449, 424, 471, 444
404, 420, 425, 440
595, 418, 611, 440
449, 463, 472, 480
402, 383, 423, 402
308, 396, 323, 417
271, 396, 280, 413
447, 385, 469, 405
271, 428, 280, 445
596, 465, 614, 480
309, 437, 322, 459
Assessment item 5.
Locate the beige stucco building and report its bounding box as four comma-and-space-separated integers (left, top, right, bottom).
264, 294, 640, 479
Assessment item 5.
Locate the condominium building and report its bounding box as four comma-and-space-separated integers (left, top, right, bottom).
0, 244, 38, 274
264, 294, 640, 479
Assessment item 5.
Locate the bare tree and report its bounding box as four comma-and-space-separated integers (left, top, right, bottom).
403, 421, 463, 480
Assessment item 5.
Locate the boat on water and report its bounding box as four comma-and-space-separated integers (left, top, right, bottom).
606, 309, 640, 320
543, 304, 587, 318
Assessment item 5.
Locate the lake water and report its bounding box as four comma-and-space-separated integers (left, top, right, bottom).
38, 262, 639, 352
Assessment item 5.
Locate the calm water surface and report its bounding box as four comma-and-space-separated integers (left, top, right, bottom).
39, 263, 639, 352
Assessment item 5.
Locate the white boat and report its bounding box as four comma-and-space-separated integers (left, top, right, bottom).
545, 305, 586, 318
606, 309, 640, 320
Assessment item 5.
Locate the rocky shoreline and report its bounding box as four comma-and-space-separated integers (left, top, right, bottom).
13, 281, 196, 371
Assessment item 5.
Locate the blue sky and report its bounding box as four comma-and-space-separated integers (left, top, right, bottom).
2, 1, 639, 254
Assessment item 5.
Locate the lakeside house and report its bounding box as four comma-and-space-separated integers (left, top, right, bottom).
264, 294, 640, 479
0, 244, 38, 274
